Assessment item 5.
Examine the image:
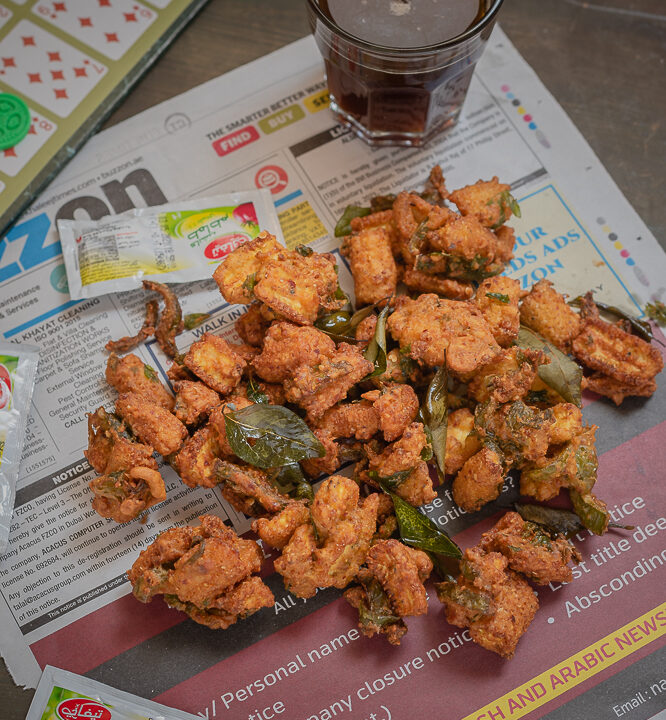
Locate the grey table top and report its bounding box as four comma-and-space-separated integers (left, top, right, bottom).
1, 0, 665, 716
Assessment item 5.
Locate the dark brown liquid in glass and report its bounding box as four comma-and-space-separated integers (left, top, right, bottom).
315, 0, 491, 141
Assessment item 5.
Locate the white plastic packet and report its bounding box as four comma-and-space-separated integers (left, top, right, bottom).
0, 341, 39, 555
26, 665, 200, 720
59, 190, 283, 299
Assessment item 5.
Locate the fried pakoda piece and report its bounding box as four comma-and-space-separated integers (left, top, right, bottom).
166, 360, 196, 383
183, 333, 246, 395
366, 422, 436, 506
583, 372, 657, 406
127, 514, 273, 630
473, 277, 522, 347
344, 539, 433, 645
519, 279, 581, 352
106, 353, 174, 410
445, 408, 481, 475
449, 177, 514, 228
235, 303, 271, 347
468, 347, 548, 404
387, 294, 499, 374
402, 269, 474, 300
215, 459, 290, 517
86, 407, 165, 523
355, 313, 378, 347
494, 225, 516, 265
318, 401, 380, 441
572, 293, 663, 391
213, 231, 283, 304
452, 446, 505, 512
362, 383, 419, 442
174, 424, 222, 488
479, 512, 580, 585
116, 392, 188, 456
284, 343, 373, 421
173, 380, 220, 426
300, 428, 341, 478
436, 546, 538, 659
252, 502, 311, 550
426, 215, 499, 279
273, 476, 379, 598
548, 402, 583, 445
105, 300, 157, 353
344, 226, 397, 306
143, 280, 184, 359
252, 322, 335, 383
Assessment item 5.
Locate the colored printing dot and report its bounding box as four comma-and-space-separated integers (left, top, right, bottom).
501, 84, 510, 92
512, 99, 520, 106
528, 122, 537, 130
626, 258, 635, 266
518, 106, 526, 114
620, 250, 630, 258
609, 232, 618, 241
507, 92, 515, 99
0, 93, 30, 150
614, 241, 623, 250
597, 217, 605, 225
523, 114, 532, 122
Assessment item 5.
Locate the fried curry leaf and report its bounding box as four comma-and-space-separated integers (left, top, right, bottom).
224, 404, 325, 469
645, 300, 666, 326
435, 582, 492, 617
334, 205, 371, 236
421, 361, 448, 477
383, 489, 462, 558
359, 578, 401, 628
370, 194, 397, 212
314, 310, 356, 342
486, 292, 509, 304
570, 296, 654, 342
408, 218, 429, 256
363, 303, 391, 378
143, 364, 158, 381
247, 376, 269, 404
517, 326, 582, 407
368, 468, 413, 490
489, 190, 521, 229
183, 313, 211, 330
515, 502, 632, 538
268, 463, 314, 502
295, 244, 314, 257
570, 489, 610, 536
242, 273, 258, 295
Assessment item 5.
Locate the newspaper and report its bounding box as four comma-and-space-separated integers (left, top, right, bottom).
1, 26, 665, 720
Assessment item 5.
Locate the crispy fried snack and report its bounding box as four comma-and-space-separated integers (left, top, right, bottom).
318, 401, 380, 441
174, 423, 222, 488
436, 546, 538, 659
519, 279, 581, 352
479, 512, 580, 585
215, 459, 291, 517
402, 269, 474, 300
115, 392, 188, 456
426, 215, 499, 279
387, 294, 499, 374
473, 277, 522, 347
127, 515, 274, 629
284, 343, 374, 421
572, 293, 663, 391
173, 380, 220, 426
362, 383, 419, 442
300, 428, 342, 478
252, 502, 311, 550
583, 372, 657, 406
235, 303, 272, 347
468, 347, 548, 404
105, 353, 174, 410
444, 408, 481, 476
142, 280, 184, 359
344, 539, 433, 645
183, 333, 246, 395
86, 407, 164, 523
449, 177, 514, 228
343, 225, 397, 306
105, 299, 157, 353
271, 476, 379, 598
452, 446, 505, 512
252, 322, 335, 383
365, 422, 436, 506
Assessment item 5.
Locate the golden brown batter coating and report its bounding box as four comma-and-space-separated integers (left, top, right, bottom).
468, 347, 547, 404
493, 225, 516, 264
105, 353, 174, 410
346, 226, 398, 306
284, 343, 373, 421
366, 422, 436, 506
213, 231, 283, 305
235, 303, 271, 347
473, 276, 522, 347
437, 547, 538, 658
479, 512, 579, 585
318, 401, 380, 441
364, 382, 419, 442
215, 459, 290, 517
548, 402, 583, 445
86, 407, 129, 474
252, 322, 335, 384
386, 294, 499, 374
449, 177, 513, 228
452, 446, 504, 512
252, 502, 311, 550
402, 269, 474, 300
519, 279, 581, 351
115, 392, 188, 456
173, 380, 220, 426
426, 215, 498, 277
445, 408, 481, 475
174, 424, 222, 488
583, 372, 657, 405
300, 428, 341, 478
127, 515, 273, 630
184, 333, 246, 395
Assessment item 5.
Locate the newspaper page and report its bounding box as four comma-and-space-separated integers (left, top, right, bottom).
1, 27, 665, 720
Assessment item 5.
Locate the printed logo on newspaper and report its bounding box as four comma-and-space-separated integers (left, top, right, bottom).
0, 363, 13, 410
56, 698, 112, 720
254, 165, 288, 194
204, 233, 249, 260
212, 126, 260, 156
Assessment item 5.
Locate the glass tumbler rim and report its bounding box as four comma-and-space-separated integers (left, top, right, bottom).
306, 0, 505, 56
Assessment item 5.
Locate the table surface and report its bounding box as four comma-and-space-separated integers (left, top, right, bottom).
2, 0, 665, 714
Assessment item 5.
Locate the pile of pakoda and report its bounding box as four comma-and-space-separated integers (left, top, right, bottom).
84, 168, 662, 655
